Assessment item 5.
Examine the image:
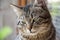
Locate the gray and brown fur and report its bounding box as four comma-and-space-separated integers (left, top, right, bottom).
10, 0, 56, 40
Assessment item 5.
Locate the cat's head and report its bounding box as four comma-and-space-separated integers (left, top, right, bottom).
10, 0, 51, 33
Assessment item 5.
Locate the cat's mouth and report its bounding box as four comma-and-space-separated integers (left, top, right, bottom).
26, 29, 37, 33
26, 28, 37, 33
30, 31, 36, 33
30, 29, 37, 33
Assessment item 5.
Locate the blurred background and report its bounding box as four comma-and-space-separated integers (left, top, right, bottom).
0, 0, 60, 40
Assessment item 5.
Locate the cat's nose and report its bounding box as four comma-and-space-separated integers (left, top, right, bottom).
27, 26, 36, 33
27, 26, 32, 32
27, 24, 33, 32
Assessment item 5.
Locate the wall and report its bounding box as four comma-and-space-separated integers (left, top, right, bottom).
0, 0, 17, 40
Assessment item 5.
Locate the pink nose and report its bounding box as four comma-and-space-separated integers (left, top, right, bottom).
27, 24, 33, 32
27, 26, 32, 31
27, 20, 34, 32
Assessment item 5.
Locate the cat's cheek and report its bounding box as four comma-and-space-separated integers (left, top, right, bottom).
18, 25, 22, 29
21, 33, 29, 38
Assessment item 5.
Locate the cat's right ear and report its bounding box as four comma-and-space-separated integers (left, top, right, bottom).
10, 4, 24, 17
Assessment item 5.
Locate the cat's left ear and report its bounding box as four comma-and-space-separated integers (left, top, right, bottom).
10, 4, 24, 16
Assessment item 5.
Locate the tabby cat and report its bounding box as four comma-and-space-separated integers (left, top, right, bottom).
10, 0, 56, 40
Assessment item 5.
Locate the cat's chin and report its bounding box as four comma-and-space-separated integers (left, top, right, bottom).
24, 31, 37, 34
30, 29, 37, 33
30, 31, 37, 33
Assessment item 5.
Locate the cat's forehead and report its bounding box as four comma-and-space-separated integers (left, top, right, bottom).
31, 7, 43, 12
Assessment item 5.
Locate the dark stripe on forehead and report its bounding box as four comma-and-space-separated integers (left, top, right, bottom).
24, 4, 33, 13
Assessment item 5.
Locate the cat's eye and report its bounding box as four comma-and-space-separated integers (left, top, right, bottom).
33, 18, 43, 25
21, 21, 26, 24
20, 21, 26, 25
39, 16, 46, 19
20, 21, 27, 26
17, 21, 26, 25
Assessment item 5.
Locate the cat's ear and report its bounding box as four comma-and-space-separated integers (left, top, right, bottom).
37, 0, 48, 11
34, 0, 38, 4
33, 0, 38, 7
10, 4, 24, 17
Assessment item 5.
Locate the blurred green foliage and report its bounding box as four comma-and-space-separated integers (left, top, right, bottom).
0, 26, 12, 40
50, 2, 60, 17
